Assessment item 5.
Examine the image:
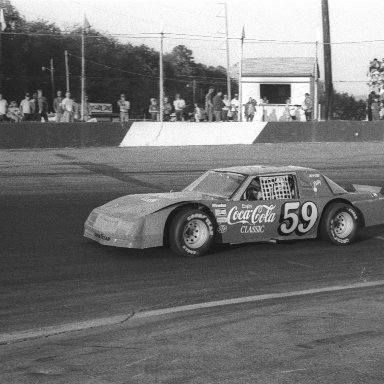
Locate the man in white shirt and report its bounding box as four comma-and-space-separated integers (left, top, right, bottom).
117, 94, 130, 122
0, 93, 8, 122
20, 93, 32, 121
173, 94, 186, 121
230, 94, 240, 121
60, 92, 74, 123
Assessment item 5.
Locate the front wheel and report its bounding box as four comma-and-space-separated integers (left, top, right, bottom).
320, 203, 359, 245
169, 209, 214, 257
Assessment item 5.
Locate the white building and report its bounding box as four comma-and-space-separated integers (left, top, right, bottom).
241, 57, 317, 121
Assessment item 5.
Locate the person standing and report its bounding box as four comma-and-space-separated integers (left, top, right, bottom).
230, 94, 239, 121
0, 93, 8, 122
20, 93, 33, 121
302, 93, 313, 121
222, 94, 231, 121
117, 93, 130, 123
61, 92, 74, 122
82, 95, 92, 122
53, 90, 63, 122
37, 89, 48, 122
163, 97, 172, 121
149, 98, 159, 121
244, 97, 256, 122
173, 94, 186, 121
212, 91, 224, 122
205, 87, 214, 122
30, 92, 39, 121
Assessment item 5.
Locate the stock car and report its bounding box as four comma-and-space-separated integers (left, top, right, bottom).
84, 165, 384, 257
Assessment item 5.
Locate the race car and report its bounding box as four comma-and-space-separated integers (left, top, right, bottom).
84, 165, 384, 257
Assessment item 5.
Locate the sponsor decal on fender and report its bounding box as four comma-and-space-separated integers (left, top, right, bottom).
217, 224, 228, 234
215, 209, 227, 217
227, 204, 276, 225
212, 203, 227, 208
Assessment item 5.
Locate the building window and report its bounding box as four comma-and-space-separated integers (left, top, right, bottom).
260, 84, 291, 104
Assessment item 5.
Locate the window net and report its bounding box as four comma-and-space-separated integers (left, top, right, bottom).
260, 175, 292, 200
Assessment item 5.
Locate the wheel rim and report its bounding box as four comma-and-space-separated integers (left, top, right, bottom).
183, 219, 209, 249
332, 211, 354, 239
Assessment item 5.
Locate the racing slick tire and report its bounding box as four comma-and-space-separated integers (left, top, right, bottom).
170, 209, 214, 257
320, 203, 359, 245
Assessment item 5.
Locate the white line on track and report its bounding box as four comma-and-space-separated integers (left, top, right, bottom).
2, 280, 384, 345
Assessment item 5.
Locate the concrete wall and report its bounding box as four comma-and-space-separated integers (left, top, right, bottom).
119, 122, 268, 147
0, 122, 132, 149
1, 121, 383, 149
254, 121, 384, 143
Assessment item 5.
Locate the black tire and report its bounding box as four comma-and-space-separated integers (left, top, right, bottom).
320, 203, 359, 245
169, 209, 214, 257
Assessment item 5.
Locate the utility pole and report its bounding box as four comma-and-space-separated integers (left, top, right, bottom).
50, 59, 55, 110
219, 3, 231, 101
159, 23, 164, 122
238, 26, 245, 122
321, 0, 333, 120
65, 50, 70, 93
81, 19, 86, 121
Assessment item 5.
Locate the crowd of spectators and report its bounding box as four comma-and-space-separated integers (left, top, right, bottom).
0, 89, 92, 123
367, 58, 384, 120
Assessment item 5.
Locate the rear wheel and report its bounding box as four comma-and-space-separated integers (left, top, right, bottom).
169, 209, 214, 257
320, 203, 359, 245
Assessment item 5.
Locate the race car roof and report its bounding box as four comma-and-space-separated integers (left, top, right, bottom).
213, 165, 315, 176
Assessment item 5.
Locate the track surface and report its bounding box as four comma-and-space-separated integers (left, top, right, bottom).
1, 143, 384, 383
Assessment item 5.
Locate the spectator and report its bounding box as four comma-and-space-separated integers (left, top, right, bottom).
20, 93, 33, 121
244, 97, 256, 122
0, 93, 8, 122
72, 97, 80, 121
173, 94, 186, 121
82, 95, 92, 122
194, 103, 204, 122
230, 94, 239, 121
148, 98, 159, 121
222, 94, 231, 121
37, 89, 48, 122
205, 87, 214, 122
61, 92, 74, 122
262, 96, 269, 104
302, 92, 313, 121
371, 93, 380, 120
212, 91, 224, 122
53, 90, 64, 122
117, 93, 130, 123
30, 92, 39, 121
367, 91, 376, 121
163, 97, 172, 121
7, 101, 22, 122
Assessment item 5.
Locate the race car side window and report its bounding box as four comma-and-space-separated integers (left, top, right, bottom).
259, 174, 296, 200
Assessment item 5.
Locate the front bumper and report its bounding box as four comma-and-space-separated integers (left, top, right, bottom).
83, 211, 145, 249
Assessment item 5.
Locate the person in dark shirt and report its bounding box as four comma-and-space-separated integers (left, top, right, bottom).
212, 91, 224, 122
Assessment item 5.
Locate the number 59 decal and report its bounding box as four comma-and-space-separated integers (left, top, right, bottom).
279, 201, 318, 235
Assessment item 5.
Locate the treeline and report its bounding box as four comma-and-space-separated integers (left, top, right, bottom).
0, 0, 230, 117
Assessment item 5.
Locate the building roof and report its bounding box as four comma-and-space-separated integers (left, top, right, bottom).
242, 57, 316, 77
213, 165, 315, 176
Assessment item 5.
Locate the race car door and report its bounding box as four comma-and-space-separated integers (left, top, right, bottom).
213, 173, 320, 243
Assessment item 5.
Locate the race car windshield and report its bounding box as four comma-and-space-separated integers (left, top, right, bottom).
183, 171, 246, 198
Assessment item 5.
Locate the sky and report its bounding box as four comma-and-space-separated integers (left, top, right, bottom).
10, 0, 384, 98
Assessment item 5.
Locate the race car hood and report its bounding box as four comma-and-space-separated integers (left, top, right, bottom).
95, 191, 215, 219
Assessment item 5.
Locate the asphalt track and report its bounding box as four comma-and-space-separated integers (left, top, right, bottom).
1, 143, 384, 383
